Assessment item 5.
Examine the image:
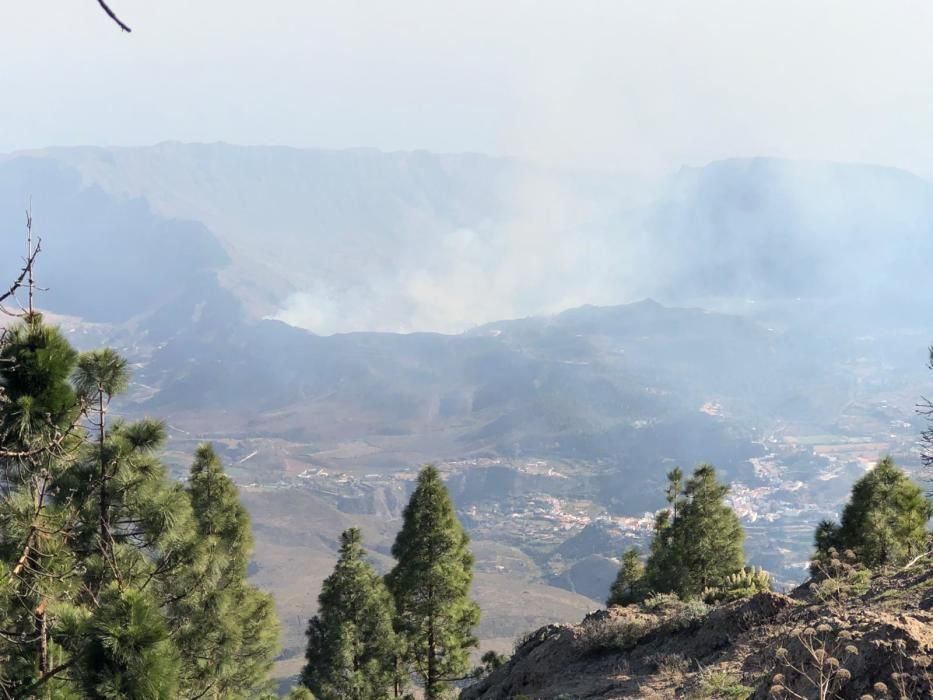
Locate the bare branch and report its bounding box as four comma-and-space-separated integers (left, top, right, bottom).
96, 0, 132, 33
0, 239, 40, 308
899, 550, 931, 572
919, 346, 933, 494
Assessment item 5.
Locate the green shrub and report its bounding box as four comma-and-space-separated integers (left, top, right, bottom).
703, 566, 772, 603
688, 670, 752, 699
809, 548, 872, 608
576, 615, 650, 653
668, 599, 711, 631
472, 650, 507, 679
638, 593, 709, 630
641, 592, 681, 612
649, 653, 690, 683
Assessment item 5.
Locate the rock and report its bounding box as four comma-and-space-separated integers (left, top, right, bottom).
460, 571, 933, 700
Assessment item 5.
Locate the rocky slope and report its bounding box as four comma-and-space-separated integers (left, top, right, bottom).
462, 556, 933, 699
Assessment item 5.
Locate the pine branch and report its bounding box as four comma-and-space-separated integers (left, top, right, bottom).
18, 658, 76, 695
0, 422, 80, 459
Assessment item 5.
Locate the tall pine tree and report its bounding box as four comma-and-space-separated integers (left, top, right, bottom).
301, 527, 397, 700
386, 465, 479, 700
0, 237, 282, 696
643, 464, 746, 599
53, 415, 193, 696
1, 336, 192, 696
170, 444, 280, 699
607, 547, 645, 607
1, 335, 278, 696
77, 585, 181, 700
0, 315, 84, 694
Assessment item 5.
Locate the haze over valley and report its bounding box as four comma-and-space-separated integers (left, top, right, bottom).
1, 143, 929, 677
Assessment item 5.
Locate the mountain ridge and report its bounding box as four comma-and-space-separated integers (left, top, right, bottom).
5, 144, 933, 334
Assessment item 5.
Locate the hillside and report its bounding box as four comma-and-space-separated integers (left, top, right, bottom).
463, 555, 933, 699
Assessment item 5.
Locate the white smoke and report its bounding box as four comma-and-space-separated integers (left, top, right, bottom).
272, 168, 647, 334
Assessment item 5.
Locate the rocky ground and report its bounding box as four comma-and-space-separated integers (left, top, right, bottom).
462, 551, 933, 699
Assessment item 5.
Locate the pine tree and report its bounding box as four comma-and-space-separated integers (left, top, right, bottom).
813, 519, 841, 554
677, 465, 746, 593
72, 348, 131, 583
644, 464, 746, 599
818, 457, 932, 568
48, 414, 193, 696
52, 416, 194, 592
386, 465, 480, 700
0, 316, 84, 692
642, 469, 681, 596
43, 348, 198, 694
0, 238, 281, 695
0, 315, 80, 456
171, 444, 280, 699
77, 585, 180, 700
301, 528, 397, 700
664, 467, 684, 519
607, 547, 646, 606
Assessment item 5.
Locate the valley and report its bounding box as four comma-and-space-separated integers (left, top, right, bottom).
1, 144, 931, 684
7, 7, 933, 697
57, 295, 927, 681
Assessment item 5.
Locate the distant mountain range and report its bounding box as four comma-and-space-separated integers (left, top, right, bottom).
1, 143, 928, 507
3, 145, 932, 333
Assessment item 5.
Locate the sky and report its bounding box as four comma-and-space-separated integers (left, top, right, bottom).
4, 1, 933, 176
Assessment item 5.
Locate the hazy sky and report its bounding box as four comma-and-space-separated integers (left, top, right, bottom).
4, 1, 933, 175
